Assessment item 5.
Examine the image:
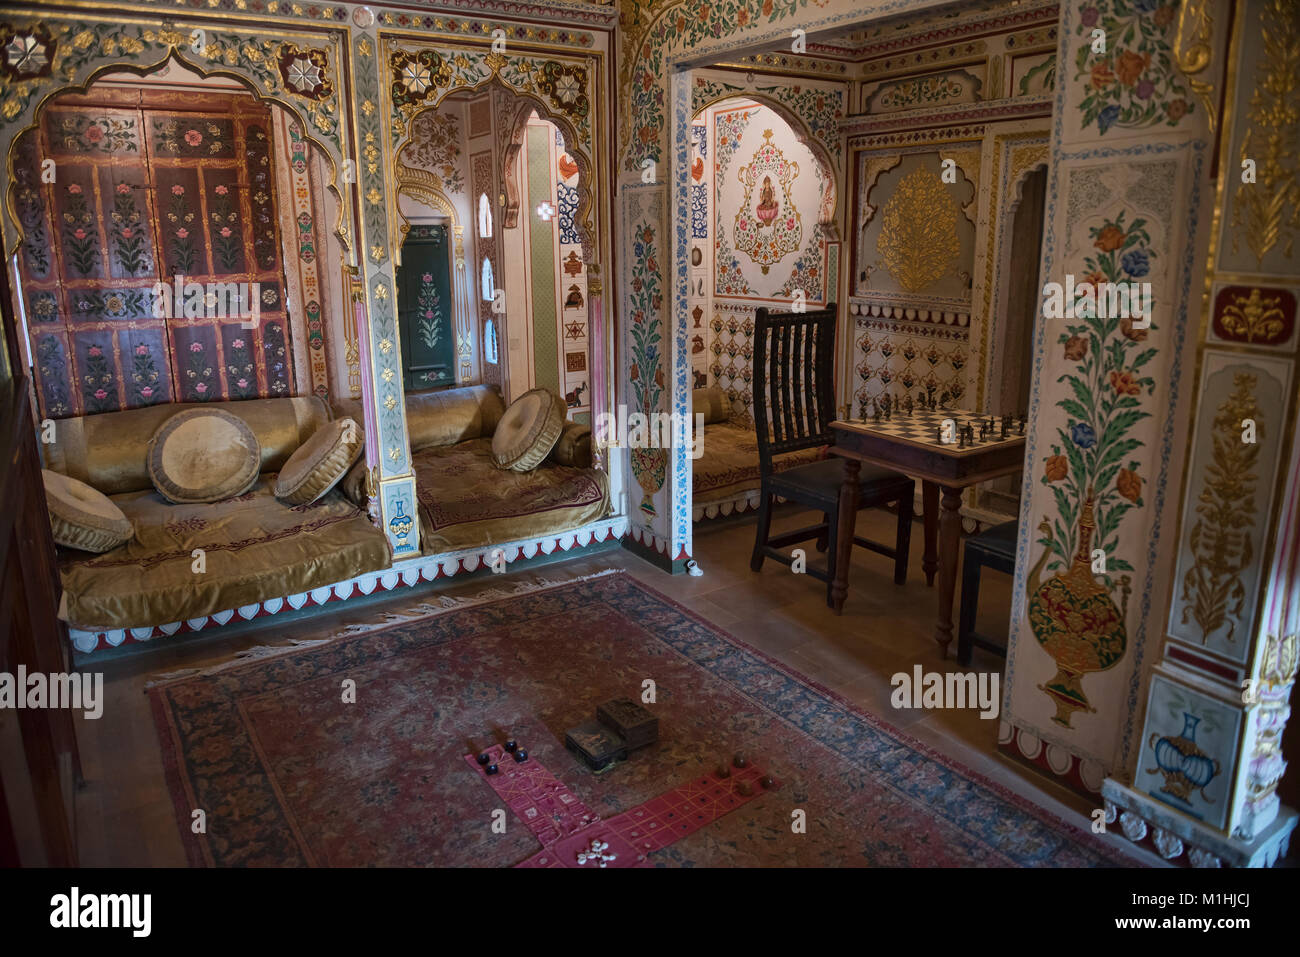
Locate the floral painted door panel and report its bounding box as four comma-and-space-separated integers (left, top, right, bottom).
14, 91, 294, 419
396, 225, 456, 393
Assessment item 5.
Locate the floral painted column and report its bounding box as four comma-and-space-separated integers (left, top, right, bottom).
1101, 0, 1300, 868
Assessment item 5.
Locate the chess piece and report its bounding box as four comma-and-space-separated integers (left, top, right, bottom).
1018, 414, 1026, 435
513, 748, 529, 763
1001, 415, 1009, 439
477, 752, 491, 766
905, 395, 914, 415
504, 739, 517, 753
733, 752, 748, 769
485, 763, 499, 775
958, 428, 966, 449
936, 426, 943, 445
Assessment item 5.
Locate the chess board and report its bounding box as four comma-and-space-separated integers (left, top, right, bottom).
833, 407, 1026, 456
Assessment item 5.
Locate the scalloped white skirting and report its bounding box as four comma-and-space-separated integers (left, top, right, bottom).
68, 515, 630, 655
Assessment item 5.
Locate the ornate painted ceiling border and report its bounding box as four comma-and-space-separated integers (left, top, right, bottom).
0, 13, 353, 255
18, 0, 617, 29
842, 94, 1052, 139
810, 0, 1059, 61
619, 0, 956, 173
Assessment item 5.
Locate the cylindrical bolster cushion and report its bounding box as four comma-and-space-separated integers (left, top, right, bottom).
693, 386, 729, 424
147, 408, 262, 504
491, 388, 565, 471
42, 469, 133, 553
549, 420, 593, 469
274, 417, 365, 505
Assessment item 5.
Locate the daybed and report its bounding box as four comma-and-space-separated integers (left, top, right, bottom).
48, 396, 390, 632
335, 384, 610, 554
691, 387, 823, 519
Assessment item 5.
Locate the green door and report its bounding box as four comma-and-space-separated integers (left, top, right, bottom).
397, 224, 456, 392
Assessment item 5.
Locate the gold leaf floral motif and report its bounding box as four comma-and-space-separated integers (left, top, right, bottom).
1220, 288, 1287, 343
1231, 0, 1300, 266
875, 165, 961, 293
1180, 373, 1263, 643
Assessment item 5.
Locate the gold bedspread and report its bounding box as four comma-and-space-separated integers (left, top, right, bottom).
693, 421, 825, 505
413, 438, 610, 553
59, 478, 391, 630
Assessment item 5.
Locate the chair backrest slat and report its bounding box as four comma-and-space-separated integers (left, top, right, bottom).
752, 303, 838, 476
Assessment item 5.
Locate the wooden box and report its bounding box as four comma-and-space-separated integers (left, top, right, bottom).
565, 720, 627, 771
596, 698, 658, 750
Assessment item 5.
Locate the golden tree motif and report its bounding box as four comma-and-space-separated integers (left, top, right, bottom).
875, 165, 960, 293
1181, 373, 1264, 642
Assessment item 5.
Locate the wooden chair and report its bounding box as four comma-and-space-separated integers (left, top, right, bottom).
956, 519, 1017, 665
749, 303, 914, 607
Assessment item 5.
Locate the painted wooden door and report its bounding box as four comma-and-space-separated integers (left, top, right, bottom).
397, 224, 456, 392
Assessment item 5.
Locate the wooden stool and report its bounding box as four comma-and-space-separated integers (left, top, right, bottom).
957, 520, 1017, 666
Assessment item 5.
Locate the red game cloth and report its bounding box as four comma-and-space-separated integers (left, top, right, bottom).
465, 746, 777, 868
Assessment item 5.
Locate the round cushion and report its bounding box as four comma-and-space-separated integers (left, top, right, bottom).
274, 417, 365, 505
147, 408, 262, 504
42, 469, 134, 553
491, 388, 565, 471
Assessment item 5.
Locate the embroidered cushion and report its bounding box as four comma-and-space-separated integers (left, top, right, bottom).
491, 388, 564, 472
41, 469, 133, 553
548, 420, 593, 469
693, 386, 730, 425
274, 417, 365, 505
147, 408, 262, 504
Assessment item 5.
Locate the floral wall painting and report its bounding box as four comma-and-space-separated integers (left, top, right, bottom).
400, 110, 466, 195
733, 130, 802, 275
1070, 0, 1196, 137
711, 101, 828, 302
622, 187, 667, 520
17, 91, 297, 418
1134, 674, 1242, 830
1167, 353, 1292, 663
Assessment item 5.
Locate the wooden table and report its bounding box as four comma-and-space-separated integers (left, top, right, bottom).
828, 411, 1026, 658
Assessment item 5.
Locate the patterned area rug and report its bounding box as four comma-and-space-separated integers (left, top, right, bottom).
149, 572, 1135, 867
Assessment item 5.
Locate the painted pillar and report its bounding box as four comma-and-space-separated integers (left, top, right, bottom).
1102, 0, 1300, 868
350, 24, 419, 560
999, 0, 1216, 797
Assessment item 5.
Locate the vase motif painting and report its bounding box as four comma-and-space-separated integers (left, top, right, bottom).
733, 130, 801, 275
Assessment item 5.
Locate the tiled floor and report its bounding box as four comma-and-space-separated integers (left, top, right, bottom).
71, 503, 1164, 866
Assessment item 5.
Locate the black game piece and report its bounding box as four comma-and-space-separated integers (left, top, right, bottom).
760, 775, 776, 790
905, 395, 914, 415
958, 428, 966, 449
504, 739, 518, 753
513, 748, 529, 763
596, 698, 659, 750
477, 752, 491, 766
733, 752, 748, 769
485, 763, 499, 775
937, 426, 943, 445
717, 763, 731, 778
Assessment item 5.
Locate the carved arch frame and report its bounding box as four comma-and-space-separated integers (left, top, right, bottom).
381, 35, 606, 268
689, 91, 840, 240
0, 19, 354, 261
